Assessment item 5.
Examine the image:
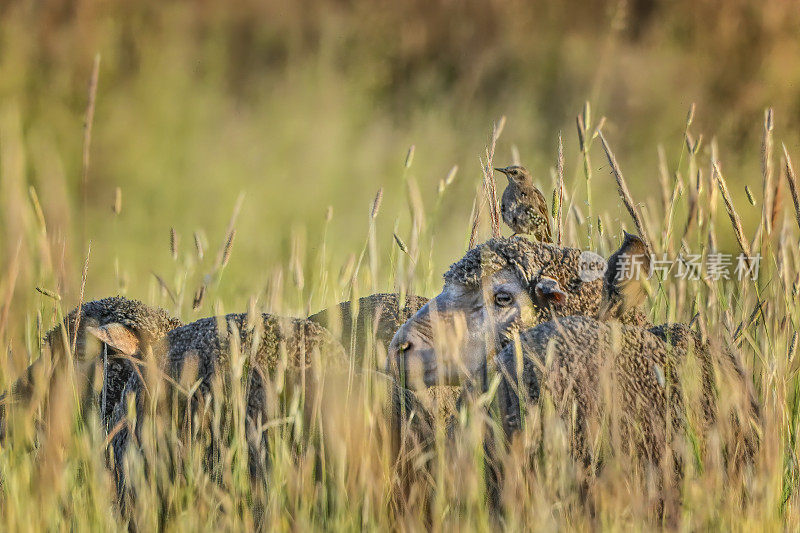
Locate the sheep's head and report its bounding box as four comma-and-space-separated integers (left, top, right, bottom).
45, 297, 182, 362
387, 234, 649, 389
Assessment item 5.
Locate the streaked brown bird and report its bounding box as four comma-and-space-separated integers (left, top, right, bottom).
495, 165, 552, 242
598, 231, 651, 321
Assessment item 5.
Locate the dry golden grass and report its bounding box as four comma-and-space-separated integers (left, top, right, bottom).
0, 106, 798, 530
2, 1, 800, 529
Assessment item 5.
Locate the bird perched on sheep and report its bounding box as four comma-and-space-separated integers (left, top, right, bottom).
495, 165, 553, 241
0, 296, 182, 441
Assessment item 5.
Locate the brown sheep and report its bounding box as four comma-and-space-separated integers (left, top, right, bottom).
0, 296, 182, 441
109, 296, 444, 511
387, 235, 646, 390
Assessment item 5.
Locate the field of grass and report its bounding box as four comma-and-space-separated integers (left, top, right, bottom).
2, 0, 800, 530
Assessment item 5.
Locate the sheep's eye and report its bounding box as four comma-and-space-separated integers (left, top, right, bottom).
494, 291, 514, 307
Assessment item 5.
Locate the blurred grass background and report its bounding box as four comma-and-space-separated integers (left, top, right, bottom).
2, 0, 800, 321
1, 2, 800, 529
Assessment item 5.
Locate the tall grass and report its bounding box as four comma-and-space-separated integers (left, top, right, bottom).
1, 101, 799, 529
2, 1, 800, 528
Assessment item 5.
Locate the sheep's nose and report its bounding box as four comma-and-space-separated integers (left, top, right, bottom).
388, 309, 437, 389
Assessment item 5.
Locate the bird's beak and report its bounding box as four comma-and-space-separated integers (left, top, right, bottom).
494, 167, 508, 174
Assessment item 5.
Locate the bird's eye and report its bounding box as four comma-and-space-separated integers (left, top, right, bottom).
494, 291, 514, 307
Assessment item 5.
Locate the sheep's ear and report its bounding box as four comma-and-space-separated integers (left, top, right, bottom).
599, 232, 651, 320
534, 276, 567, 307
85, 323, 139, 356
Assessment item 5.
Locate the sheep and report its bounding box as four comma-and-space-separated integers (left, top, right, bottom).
381, 236, 646, 510
493, 314, 761, 517
387, 235, 646, 390
389, 233, 761, 514
495, 318, 692, 467
482, 234, 761, 503
383, 236, 639, 510
108, 312, 347, 494
0, 296, 182, 441
418, 232, 757, 466
108, 297, 454, 516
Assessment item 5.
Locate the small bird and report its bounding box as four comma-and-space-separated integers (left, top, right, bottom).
598, 231, 651, 321
494, 165, 552, 242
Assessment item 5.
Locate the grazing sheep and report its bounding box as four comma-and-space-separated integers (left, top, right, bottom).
108, 311, 347, 500
493, 313, 761, 511
108, 297, 457, 515
387, 235, 648, 389
389, 233, 761, 514
0, 297, 182, 440
383, 236, 644, 509
495, 317, 690, 468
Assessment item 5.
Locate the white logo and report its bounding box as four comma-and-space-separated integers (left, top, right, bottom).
578, 251, 606, 282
